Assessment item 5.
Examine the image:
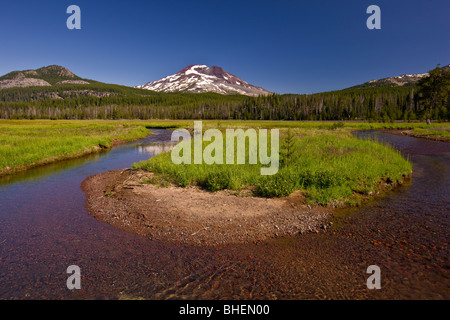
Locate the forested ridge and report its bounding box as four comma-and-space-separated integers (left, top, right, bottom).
0, 68, 448, 122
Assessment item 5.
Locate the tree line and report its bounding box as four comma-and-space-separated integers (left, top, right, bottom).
0, 68, 448, 122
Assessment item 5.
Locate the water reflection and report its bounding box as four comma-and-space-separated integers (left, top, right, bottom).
136, 143, 176, 156
0, 153, 103, 189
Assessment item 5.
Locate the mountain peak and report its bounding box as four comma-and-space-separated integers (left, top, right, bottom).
181, 64, 208, 71
36, 65, 76, 78
136, 65, 270, 96
0, 65, 89, 89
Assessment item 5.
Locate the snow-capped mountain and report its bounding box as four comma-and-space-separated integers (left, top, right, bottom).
136, 65, 271, 96
367, 73, 428, 86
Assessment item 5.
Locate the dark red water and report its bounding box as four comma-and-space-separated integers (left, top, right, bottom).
0, 129, 448, 299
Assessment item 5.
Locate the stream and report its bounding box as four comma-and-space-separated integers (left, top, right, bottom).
0, 129, 448, 299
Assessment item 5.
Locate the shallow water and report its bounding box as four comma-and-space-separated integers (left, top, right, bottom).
0, 129, 448, 299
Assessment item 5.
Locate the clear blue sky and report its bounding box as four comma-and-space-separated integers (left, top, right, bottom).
0, 0, 449, 94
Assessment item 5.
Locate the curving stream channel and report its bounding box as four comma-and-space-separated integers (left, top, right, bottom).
0, 129, 448, 299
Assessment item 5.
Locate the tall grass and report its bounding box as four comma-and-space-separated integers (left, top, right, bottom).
133, 128, 412, 206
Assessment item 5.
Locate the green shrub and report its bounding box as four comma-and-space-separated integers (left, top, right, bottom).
204, 171, 231, 192
256, 171, 297, 197
329, 122, 345, 130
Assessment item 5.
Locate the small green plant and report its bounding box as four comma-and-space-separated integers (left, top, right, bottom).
281, 128, 296, 167
142, 176, 170, 188
104, 191, 115, 197
176, 172, 191, 187
329, 122, 345, 130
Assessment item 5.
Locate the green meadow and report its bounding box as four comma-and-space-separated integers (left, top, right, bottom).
0, 120, 151, 175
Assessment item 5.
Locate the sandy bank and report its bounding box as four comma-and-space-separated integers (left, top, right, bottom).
81, 169, 333, 246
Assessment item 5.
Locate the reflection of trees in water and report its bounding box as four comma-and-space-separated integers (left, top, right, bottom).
137, 143, 176, 156
0, 153, 102, 187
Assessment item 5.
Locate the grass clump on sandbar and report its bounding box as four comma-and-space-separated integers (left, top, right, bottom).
133, 127, 412, 207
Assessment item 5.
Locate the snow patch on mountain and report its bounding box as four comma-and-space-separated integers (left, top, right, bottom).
136, 65, 271, 96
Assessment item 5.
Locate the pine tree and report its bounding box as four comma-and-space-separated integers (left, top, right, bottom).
281, 128, 295, 168
417, 65, 450, 123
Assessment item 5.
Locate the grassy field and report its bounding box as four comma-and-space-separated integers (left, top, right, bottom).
133, 126, 413, 207
0, 120, 446, 200
0, 120, 152, 175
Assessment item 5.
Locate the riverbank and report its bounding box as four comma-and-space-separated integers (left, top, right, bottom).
396, 128, 450, 142
0, 120, 152, 177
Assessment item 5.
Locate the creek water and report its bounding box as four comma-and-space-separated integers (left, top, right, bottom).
0, 129, 448, 299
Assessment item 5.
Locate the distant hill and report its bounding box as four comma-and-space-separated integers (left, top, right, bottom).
0, 65, 159, 100
349, 64, 449, 89
0, 65, 90, 89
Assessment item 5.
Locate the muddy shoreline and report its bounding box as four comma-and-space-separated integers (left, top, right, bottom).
82, 169, 333, 246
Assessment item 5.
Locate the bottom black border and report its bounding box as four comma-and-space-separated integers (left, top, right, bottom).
1, 300, 445, 319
